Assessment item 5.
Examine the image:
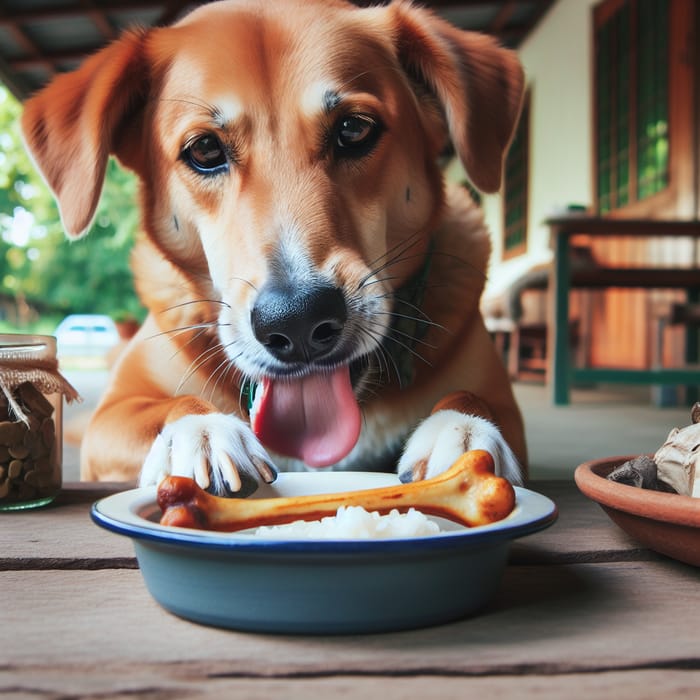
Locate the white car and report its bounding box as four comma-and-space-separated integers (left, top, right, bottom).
54, 314, 121, 358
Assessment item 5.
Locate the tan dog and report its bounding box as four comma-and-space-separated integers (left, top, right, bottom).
22, 0, 527, 495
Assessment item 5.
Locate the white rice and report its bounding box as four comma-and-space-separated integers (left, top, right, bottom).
254, 506, 441, 539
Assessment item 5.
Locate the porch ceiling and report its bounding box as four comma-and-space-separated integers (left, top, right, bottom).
0, 0, 554, 101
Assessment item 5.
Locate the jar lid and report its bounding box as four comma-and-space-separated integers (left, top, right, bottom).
0, 333, 80, 424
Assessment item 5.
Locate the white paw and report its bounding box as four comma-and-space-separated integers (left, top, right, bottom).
397, 410, 523, 485
139, 413, 276, 496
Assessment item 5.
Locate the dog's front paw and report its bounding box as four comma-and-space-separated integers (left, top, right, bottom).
397, 410, 523, 485
139, 413, 277, 496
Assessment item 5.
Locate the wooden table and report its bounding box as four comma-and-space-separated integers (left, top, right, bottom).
2, 479, 699, 699
546, 216, 700, 405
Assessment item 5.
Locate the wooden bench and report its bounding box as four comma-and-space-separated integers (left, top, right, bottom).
546, 216, 700, 405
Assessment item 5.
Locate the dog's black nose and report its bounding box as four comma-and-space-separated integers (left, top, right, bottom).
251, 282, 347, 363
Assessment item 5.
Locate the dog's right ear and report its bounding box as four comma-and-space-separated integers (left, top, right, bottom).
21, 30, 149, 238
389, 2, 524, 194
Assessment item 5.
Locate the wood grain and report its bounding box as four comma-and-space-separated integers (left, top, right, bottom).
2, 561, 699, 671
1, 669, 699, 700
3, 480, 699, 698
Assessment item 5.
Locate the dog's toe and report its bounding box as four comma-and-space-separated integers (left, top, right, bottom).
140, 433, 170, 489
398, 410, 523, 485
138, 413, 276, 496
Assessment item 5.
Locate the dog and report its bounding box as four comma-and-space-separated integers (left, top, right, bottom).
22, 0, 528, 496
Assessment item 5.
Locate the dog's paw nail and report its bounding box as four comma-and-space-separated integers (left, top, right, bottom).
194, 452, 210, 490
216, 451, 241, 492
412, 458, 428, 482
253, 456, 277, 484
398, 458, 427, 483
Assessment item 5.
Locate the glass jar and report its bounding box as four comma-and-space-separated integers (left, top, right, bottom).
0, 334, 75, 511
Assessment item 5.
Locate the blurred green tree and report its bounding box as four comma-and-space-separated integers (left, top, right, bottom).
0, 84, 144, 325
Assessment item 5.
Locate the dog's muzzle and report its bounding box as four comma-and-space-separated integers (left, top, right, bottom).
248, 281, 362, 468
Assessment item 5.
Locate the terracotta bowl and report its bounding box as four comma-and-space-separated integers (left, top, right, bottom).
574, 455, 700, 567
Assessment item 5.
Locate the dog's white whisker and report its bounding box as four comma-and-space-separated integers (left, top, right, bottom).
225, 275, 258, 292
207, 351, 237, 395
200, 351, 240, 403
358, 274, 403, 290
373, 309, 446, 335
164, 325, 221, 363
378, 329, 433, 370
362, 229, 422, 272
175, 342, 230, 396
356, 237, 425, 291
356, 326, 405, 387
148, 321, 220, 341
368, 321, 438, 352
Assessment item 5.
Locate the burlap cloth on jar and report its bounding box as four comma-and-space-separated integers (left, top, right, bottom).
0, 343, 81, 426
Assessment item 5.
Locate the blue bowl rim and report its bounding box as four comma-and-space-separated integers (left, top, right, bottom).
91, 480, 558, 556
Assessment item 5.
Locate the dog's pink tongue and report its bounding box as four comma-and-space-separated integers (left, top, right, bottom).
251, 366, 361, 467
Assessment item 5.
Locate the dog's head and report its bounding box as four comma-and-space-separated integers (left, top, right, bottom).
22, 0, 523, 467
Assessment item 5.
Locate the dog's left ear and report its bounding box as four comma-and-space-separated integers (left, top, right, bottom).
21, 30, 149, 238
391, 2, 525, 193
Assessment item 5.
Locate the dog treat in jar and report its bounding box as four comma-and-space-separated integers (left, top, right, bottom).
0, 334, 80, 510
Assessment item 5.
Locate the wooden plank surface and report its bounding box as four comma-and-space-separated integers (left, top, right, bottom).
3, 481, 699, 698
0, 481, 646, 564
1, 668, 700, 700
0, 484, 134, 564
2, 561, 699, 672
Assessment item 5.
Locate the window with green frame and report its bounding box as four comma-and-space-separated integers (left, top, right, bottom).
503, 91, 530, 258
595, 0, 669, 214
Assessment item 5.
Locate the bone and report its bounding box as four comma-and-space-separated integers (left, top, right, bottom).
157, 450, 516, 532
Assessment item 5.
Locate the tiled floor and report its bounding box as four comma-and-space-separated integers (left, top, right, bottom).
514, 382, 691, 479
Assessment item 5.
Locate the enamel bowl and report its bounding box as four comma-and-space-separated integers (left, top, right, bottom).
575, 455, 700, 567
92, 471, 557, 634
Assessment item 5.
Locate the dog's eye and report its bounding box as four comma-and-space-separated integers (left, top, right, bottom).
183, 134, 228, 174
334, 115, 381, 157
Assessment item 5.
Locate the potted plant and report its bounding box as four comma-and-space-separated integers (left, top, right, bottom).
112, 310, 140, 340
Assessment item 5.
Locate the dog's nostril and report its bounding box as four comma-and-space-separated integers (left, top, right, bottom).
266, 333, 293, 352
311, 321, 342, 348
